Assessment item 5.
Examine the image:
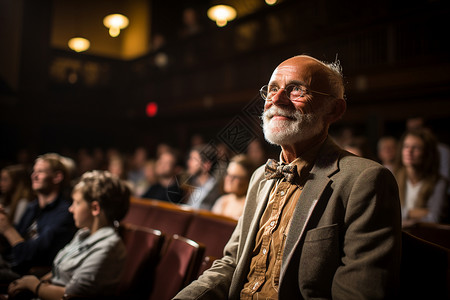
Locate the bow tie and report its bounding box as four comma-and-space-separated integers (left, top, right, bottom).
264, 159, 297, 183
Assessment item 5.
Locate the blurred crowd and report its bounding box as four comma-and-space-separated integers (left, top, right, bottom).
1, 116, 449, 227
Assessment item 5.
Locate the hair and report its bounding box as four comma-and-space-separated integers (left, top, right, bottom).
394, 128, 440, 208
36, 153, 69, 187
229, 154, 257, 178
72, 170, 131, 224
1, 164, 34, 222
192, 144, 218, 174
161, 147, 184, 169
295, 55, 345, 99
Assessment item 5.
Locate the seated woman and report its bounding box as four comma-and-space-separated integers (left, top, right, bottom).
0, 164, 34, 225
393, 128, 449, 226
7, 170, 130, 299
212, 155, 256, 220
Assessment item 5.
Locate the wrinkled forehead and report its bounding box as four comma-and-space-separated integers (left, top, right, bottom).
269, 56, 329, 89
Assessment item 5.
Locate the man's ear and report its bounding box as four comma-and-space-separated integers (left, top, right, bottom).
326, 97, 347, 124
91, 201, 101, 217
53, 171, 64, 185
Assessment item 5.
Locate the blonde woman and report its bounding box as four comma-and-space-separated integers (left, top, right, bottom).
394, 128, 449, 226
212, 155, 256, 220
0, 165, 33, 225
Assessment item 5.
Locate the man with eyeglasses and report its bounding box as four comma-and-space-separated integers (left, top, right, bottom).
175, 55, 401, 299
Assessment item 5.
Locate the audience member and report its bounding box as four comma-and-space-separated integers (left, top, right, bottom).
0, 165, 33, 225
190, 134, 205, 148
0, 153, 76, 279
107, 154, 134, 194
107, 154, 128, 181
155, 142, 172, 158
184, 144, 222, 210
377, 136, 398, 172
142, 149, 184, 204
175, 54, 400, 299
139, 159, 157, 197
213, 142, 231, 180
406, 115, 450, 179
76, 148, 96, 177
212, 155, 256, 220
393, 128, 449, 226
343, 136, 375, 160
179, 7, 202, 38
245, 139, 267, 168
7, 170, 130, 299
128, 147, 148, 196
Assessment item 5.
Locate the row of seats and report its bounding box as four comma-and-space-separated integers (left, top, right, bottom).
63, 198, 450, 299
122, 197, 238, 259
62, 197, 238, 300
120, 197, 237, 300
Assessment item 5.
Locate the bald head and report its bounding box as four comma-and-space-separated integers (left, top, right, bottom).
276, 55, 345, 100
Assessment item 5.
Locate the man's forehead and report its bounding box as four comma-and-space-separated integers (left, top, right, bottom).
34, 159, 50, 169
269, 60, 315, 84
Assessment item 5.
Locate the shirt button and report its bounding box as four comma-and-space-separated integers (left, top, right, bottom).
280, 191, 285, 196
270, 221, 275, 227
262, 248, 267, 255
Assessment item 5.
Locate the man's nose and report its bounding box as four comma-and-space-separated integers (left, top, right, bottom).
270, 88, 290, 105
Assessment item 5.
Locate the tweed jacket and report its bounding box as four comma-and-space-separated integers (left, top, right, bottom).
174, 137, 402, 300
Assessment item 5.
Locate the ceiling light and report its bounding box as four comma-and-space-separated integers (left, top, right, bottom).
103, 14, 129, 37
207, 5, 237, 27
68, 37, 90, 52
265, 0, 278, 5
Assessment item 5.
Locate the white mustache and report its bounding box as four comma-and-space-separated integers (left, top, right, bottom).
263, 107, 300, 120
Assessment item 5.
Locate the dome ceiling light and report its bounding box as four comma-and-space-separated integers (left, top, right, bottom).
68, 37, 90, 52
103, 14, 129, 37
207, 5, 237, 27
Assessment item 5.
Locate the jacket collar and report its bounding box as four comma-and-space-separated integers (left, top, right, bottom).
280, 136, 342, 281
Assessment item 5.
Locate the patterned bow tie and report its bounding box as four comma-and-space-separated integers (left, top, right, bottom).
264, 159, 297, 183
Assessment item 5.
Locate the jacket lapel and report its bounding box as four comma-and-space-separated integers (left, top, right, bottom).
230, 176, 274, 298
280, 137, 341, 279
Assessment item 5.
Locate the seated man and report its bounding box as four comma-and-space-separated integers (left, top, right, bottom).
175, 55, 401, 299
142, 148, 185, 204
184, 144, 222, 210
8, 170, 130, 299
0, 153, 76, 279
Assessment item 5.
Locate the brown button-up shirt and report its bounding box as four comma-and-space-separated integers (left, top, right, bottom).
240, 146, 319, 300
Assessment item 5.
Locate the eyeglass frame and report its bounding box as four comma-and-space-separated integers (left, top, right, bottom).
259, 83, 335, 102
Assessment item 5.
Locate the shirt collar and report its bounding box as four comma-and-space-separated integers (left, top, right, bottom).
279, 140, 324, 184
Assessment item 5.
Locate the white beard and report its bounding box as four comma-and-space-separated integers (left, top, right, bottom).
262, 106, 323, 146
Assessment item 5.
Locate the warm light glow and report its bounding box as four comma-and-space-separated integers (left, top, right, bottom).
207, 5, 236, 27
265, 0, 277, 5
103, 14, 129, 37
68, 37, 90, 52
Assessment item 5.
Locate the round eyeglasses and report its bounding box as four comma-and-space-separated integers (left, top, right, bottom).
259, 84, 334, 102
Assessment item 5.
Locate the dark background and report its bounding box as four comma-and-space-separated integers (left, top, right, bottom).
1, 0, 449, 166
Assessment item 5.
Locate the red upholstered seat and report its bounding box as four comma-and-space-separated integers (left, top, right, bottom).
123, 198, 194, 237
121, 201, 150, 226
148, 234, 205, 300
117, 223, 164, 299
185, 210, 237, 259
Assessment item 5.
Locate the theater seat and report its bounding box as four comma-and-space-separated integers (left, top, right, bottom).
148, 234, 205, 300
185, 210, 237, 259
400, 231, 450, 299
117, 223, 164, 299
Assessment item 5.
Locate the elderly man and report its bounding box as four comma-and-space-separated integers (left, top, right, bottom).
174, 55, 401, 299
